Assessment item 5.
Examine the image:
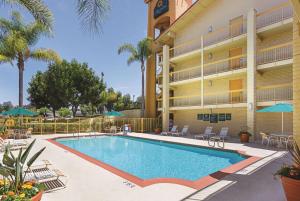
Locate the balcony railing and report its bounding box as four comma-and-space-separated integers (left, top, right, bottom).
256, 2, 293, 29
170, 66, 201, 83
204, 89, 247, 105
170, 19, 247, 59
203, 54, 247, 76
170, 95, 202, 107
257, 42, 293, 65
257, 84, 293, 102
203, 19, 247, 47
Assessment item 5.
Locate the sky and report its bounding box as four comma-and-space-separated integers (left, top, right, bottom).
0, 0, 147, 105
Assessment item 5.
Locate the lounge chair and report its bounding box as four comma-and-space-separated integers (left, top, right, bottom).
194, 127, 214, 140
0, 137, 28, 151
208, 127, 229, 148
172, 125, 189, 137
161, 125, 178, 136
25, 161, 66, 193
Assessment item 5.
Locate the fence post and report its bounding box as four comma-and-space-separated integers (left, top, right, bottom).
67, 119, 69, 134
79, 118, 81, 134
54, 118, 57, 134
40, 118, 42, 135
141, 118, 144, 133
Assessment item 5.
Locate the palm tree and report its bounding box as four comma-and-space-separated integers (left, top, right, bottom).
0, 12, 61, 107
0, 0, 109, 33
118, 38, 152, 117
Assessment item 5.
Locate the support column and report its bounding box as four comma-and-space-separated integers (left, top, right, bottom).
247, 9, 257, 140
201, 36, 204, 107
162, 45, 170, 131
293, 16, 300, 146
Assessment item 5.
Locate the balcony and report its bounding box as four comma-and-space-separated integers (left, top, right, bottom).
170, 66, 201, 83
203, 54, 247, 77
204, 90, 247, 106
170, 96, 202, 108
256, 2, 293, 30
257, 84, 293, 103
170, 19, 247, 60
203, 19, 247, 48
257, 42, 292, 67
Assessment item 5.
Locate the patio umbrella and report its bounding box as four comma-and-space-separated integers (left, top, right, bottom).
103, 111, 125, 117
257, 103, 293, 134
1, 107, 38, 117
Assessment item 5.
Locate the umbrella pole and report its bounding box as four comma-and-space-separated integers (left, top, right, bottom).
281, 112, 284, 134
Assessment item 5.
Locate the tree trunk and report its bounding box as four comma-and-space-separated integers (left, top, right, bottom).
17, 54, 24, 107
52, 109, 56, 118
72, 106, 78, 118
141, 63, 145, 117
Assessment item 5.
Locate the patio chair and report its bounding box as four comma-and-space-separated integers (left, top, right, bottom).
161, 125, 178, 136
172, 125, 189, 137
208, 127, 229, 148
24, 128, 33, 138
110, 126, 117, 134
281, 135, 294, 149
260, 132, 276, 147
194, 127, 214, 140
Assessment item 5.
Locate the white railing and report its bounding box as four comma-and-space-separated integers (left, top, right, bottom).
170, 19, 247, 58
204, 90, 247, 106
203, 55, 247, 76
256, 2, 293, 29
170, 67, 201, 83
170, 96, 201, 107
203, 19, 247, 47
257, 84, 293, 102
257, 42, 292, 65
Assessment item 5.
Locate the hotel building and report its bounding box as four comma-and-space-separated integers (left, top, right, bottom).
144, 0, 300, 140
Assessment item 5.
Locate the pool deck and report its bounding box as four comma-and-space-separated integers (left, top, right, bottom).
21, 133, 288, 201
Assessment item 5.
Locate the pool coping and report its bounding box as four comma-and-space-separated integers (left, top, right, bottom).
47, 135, 261, 190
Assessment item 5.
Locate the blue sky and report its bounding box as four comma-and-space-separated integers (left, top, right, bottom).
0, 0, 147, 105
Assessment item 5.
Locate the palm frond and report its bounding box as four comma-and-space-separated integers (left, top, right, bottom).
1, 0, 53, 32
77, 0, 109, 34
30, 48, 61, 63
137, 38, 152, 61
118, 43, 137, 55
0, 54, 12, 64
127, 55, 138, 66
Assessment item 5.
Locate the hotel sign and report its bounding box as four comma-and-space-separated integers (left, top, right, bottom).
154, 0, 169, 19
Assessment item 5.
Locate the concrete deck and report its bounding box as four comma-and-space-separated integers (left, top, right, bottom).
20, 133, 288, 201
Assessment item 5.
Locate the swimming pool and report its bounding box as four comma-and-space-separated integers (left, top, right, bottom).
55, 136, 246, 182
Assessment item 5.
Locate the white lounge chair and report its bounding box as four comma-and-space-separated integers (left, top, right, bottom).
161, 125, 178, 136
194, 127, 214, 140
172, 125, 189, 137
0, 137, 28, 151
208, 127, 229, 148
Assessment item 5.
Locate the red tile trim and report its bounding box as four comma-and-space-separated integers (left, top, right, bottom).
47, 137, 261, 190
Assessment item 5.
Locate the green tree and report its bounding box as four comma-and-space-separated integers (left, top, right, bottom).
58, 107, 71, 118
0, 12, 61, 107
118, 38, 152, 117
28, 59, 106, 117
37, 107, 50, 117
28, 61, 69, 117
0, 0, 109, 33
67, 59, 105, 117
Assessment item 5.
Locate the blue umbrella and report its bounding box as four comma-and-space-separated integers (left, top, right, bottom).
257, 103, 293, 133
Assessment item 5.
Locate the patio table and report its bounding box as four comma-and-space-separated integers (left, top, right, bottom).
270, 134, 292, 148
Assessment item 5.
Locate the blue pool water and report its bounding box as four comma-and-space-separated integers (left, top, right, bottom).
56, 136, 245, 181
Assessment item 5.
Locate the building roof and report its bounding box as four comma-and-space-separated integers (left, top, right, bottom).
155, 0, 215, 43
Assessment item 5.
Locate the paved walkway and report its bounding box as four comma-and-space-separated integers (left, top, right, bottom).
17, 133, 289, 201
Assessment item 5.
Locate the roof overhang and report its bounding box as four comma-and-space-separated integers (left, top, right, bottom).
290, 0, 300, 22
155, 0, 216, 43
